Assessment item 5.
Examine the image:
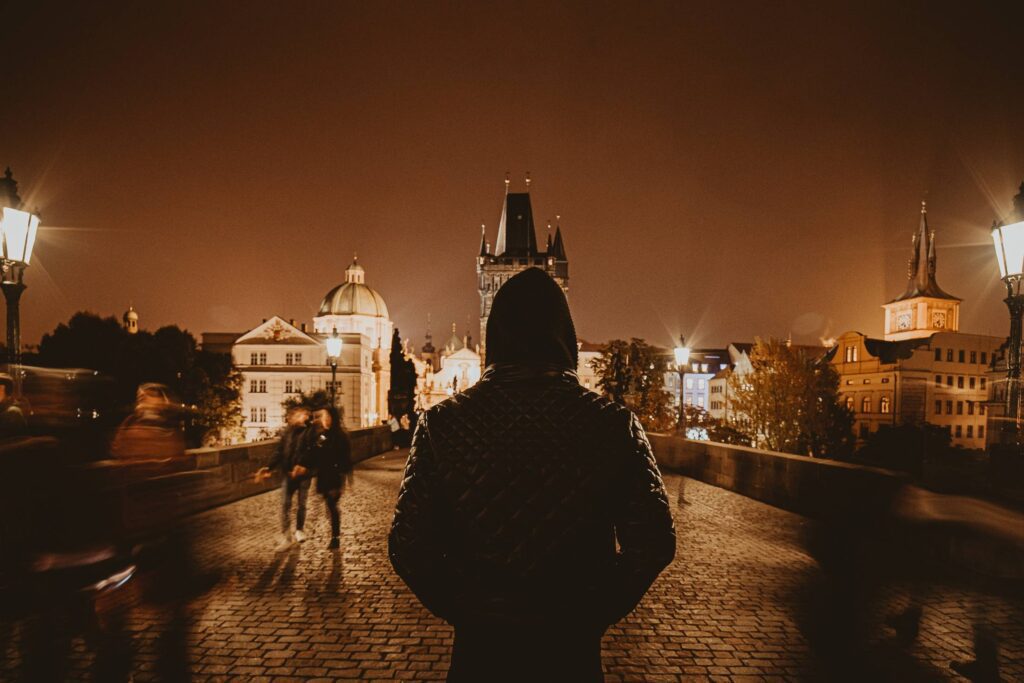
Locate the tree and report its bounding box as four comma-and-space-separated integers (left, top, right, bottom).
728, 338, 854, 458
592, 338, 676, 432
33, 312, 242, 447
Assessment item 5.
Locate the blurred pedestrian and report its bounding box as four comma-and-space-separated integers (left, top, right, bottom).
389, 268, 676, 682
256, 405, 314, 551
309, 404, 353, 550
0, 372, 27, 437
110, 383, 184, 460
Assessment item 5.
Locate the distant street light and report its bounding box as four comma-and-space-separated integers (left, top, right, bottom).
326, 327, 343, 408
673, 336, 691, 435
0, 205, 40, 366
991, 219, 1024, 439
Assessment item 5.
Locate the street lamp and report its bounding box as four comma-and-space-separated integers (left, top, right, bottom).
325, 327, 343, 408
0, 206, 40, 366
991, 220, 1024, 440
673, 336, 691, 435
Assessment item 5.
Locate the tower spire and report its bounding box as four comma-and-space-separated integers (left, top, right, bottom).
525, 171, 531, 191
504, 171, 511, 194
478, 223, 488, 257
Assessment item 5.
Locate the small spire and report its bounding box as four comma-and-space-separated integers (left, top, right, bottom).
921, 200, 927, 214
525, 171, 531, 191
478, 223, 488, 257
546, 220, 553, 250
504, 172, 511, 193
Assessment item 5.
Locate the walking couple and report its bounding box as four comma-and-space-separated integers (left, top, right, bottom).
256, 403, 353, 551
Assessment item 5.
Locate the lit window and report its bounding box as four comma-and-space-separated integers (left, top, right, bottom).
698, 379, 706, 389
881, 377, 890, 384
846, 396, 855, 411
685, 378, 694, 389
701, 364, 708, 373
880, 396, 891, 414
845, 345, 858, 363
863, 379, 871, 384
861, 396, 871, 413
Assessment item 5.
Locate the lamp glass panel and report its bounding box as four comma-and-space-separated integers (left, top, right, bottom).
997, 221, 1024, 279
674, 346, 690, 366
1, 208, 38, 263
325, 336, 343, 358
993, 230, 1008, 278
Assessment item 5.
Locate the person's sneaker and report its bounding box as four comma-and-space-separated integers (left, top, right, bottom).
328, 537, 340, 550
294, 529, 306, 543
274, 534, 292, 552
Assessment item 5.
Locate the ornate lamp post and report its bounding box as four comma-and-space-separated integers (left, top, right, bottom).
0, 206, 40, 366
673, 336, 691, 435
991, 219, 1024, 446
325, 327, 343, 408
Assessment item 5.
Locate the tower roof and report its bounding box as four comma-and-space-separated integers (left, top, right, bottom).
0, 167, 22, 210
495, 191, 538, 257
551, 225, 567, 260
888, 201, 960, 303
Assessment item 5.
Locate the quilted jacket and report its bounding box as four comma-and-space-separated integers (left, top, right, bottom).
388, 363, 676, 629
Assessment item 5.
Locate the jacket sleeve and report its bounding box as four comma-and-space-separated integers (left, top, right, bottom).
388, 413, 456, 622
606, 411, 676, 625
267, 432, 285, 472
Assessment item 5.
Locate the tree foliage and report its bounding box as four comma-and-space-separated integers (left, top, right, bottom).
32, 312, 242, 446
728, 337, 853, 458
591, 338, 676, 432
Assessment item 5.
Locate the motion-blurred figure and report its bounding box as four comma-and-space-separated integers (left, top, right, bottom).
309, 404, 353, 550
0, 372, 27, 437
110, 383, 185, 460
256, 405, 314, 551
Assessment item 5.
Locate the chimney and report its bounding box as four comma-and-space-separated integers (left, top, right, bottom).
301, 323, 307, 333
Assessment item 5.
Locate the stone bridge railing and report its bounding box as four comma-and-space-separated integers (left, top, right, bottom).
649, 434, 1024, 580
0, 426, 393, 552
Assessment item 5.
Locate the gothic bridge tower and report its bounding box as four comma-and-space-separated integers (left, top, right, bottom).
476, 174, 569, 352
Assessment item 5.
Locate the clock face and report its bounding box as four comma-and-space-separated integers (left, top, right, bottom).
896, 312, 912, 330
932, 311, 946, 329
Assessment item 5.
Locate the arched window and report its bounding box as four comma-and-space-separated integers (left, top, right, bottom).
880, 396, 891, 414
861, 396, 872, 413
845, 396, 855, 411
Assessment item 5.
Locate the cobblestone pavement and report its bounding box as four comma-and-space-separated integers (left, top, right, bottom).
2, 449, 1023, 681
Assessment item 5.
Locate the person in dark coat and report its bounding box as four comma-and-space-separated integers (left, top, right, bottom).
309, 404, 353, 550
256, 405, 314, 551
388, 267, 676, 682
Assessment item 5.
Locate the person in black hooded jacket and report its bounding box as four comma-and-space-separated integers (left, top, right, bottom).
388, 267, 676, 682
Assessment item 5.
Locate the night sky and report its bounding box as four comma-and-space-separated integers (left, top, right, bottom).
2, 1, 1023, 352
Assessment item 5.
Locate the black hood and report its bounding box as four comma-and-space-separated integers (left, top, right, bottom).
485, 268, 578, 369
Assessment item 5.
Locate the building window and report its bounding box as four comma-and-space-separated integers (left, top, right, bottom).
934, 348, 942, 361
970, 351, 977, 364
863, 379, 871, 384
285, 352, 292, 365
934, 400, 942, 415
846, 396, 855, 411
880, 396, 891, 414
981, 352, 988, 365
980, 404, 986, 415
979, 425, 985, 438
947, 376, 953, 387
981, 378, 987, 390
881, 377, 890, 383
845, 345, 858, 363
946, 400, 953, 415
259, 407, 267, 422
284, 380, 293, 393
294, 353, 302, 364
946, 349, 953, 362
861, 396, 871, 413
697, 396, 705, 407
249, 380, 257, 393
956, 401, 963, 415
259, 352, 267, 365
700, 363, 708, 372
967, 425, 974, 438
684, 396, 693, 406
954, 425, 962, 438
249, 407, 257, 422
969, 377, 976, 390
968, 400, 975, 415
685, 378, 694, 389
251, 380, 266, 393
934, 375, 941, 387
698, 379, 706, 389
845, 379, 853, 385
958, 350, 965, 363
957, 376, 964, 389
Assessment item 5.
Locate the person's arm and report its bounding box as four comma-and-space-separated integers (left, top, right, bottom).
388, 413, 455, 622
606, 411, 676, 625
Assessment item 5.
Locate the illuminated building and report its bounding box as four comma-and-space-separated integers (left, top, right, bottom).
832, 203, 1001, 449
122, 305, 139, 334
232, 257, 392, 440
414, 323, 481, 410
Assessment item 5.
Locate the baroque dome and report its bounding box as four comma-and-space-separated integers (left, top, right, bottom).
317, 257, 389, 319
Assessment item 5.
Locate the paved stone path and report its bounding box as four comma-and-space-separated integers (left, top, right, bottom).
3, 448, 1023, 681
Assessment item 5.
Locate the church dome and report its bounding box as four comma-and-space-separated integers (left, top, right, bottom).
317, 257, 389, 319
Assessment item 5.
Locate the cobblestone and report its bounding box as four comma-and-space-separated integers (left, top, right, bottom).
2, 448, 1023, 680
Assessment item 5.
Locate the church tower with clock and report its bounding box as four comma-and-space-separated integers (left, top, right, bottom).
881, 201, 961, 341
